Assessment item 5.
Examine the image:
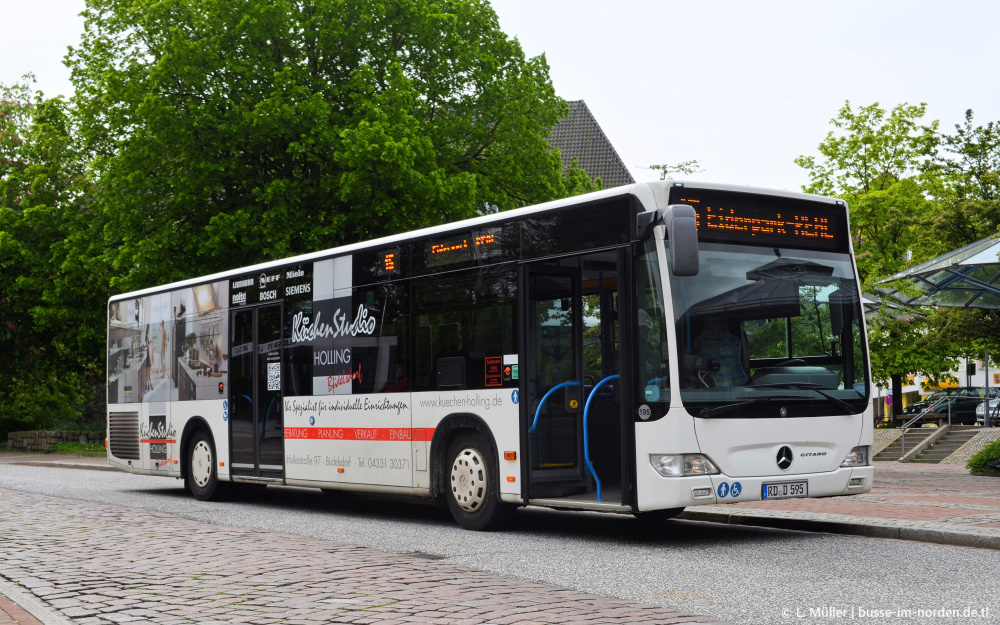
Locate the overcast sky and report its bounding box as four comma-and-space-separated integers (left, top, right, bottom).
4, 0, 1000, 193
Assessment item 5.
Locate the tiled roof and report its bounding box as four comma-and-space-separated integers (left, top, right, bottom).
549, 100, 635, 188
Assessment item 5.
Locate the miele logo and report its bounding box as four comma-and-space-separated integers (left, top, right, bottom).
286, 269, 305, 279
800, 452, 827, 457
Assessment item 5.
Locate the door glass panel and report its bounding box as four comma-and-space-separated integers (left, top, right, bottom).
528, 272, 581, 476
256, 305, 283, 474
230, 309, 254, 469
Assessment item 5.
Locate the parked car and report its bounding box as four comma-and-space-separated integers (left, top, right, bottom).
975, 399, 1000, 427
902, 387, 1000, 425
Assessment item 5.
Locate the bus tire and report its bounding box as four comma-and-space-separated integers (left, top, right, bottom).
185, 430, 231, 502
445, 432, 514, 531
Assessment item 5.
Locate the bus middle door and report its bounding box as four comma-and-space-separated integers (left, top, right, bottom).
229, 303, 285, 481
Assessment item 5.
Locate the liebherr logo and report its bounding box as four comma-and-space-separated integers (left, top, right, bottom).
776, 446, 793, 470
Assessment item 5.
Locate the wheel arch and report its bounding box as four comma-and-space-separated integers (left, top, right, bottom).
429, 413, 499, 504
179, 416, 214, 481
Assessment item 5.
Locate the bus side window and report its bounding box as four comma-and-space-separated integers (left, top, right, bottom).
413, 265, 516, 393
635, 242, 670, 404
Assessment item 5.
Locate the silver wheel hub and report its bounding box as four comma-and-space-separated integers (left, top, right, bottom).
450, 448, 487, 513
191, 440, 213, 488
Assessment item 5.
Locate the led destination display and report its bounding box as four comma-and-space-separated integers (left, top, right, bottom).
669, 187, 849, 253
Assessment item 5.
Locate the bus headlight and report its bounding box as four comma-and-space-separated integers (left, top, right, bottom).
649, 454, 719, 477
840, 446, 870, 467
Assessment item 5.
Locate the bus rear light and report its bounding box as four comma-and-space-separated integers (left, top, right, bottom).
649, 454, 719, 477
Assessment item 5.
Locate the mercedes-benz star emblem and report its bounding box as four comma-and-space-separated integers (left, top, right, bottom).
776, 446, 793, 471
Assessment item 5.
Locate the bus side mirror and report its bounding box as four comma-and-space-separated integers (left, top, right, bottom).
665, 204, 699, 276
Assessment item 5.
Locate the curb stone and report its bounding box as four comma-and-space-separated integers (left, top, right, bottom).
0, 579, 74, 625
677, 508, 1000, 551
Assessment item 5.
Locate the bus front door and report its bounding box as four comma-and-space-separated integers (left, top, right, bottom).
523, 250, 625, 504
229, 304, 285, 481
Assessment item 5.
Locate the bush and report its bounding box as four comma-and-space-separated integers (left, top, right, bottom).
966, 438, 1000, 473
0, 368, 103, 442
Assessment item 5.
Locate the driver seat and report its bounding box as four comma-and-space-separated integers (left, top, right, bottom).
693, 319, 749, 387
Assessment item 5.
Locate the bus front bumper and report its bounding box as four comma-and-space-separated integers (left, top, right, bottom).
638, 465, 873, 511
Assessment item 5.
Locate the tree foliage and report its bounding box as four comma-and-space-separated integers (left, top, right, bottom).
67, 0, 582, 292
796, 102, 950, 391
0, 76, 105, 437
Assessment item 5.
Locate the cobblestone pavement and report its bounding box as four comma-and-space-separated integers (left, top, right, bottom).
682, 462, 1000, 548
0, 488, 725, 625
3, 451, 1000, 548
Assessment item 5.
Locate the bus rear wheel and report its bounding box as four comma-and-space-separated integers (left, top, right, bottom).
445, 432, 514, 531
185, 430, 232, 502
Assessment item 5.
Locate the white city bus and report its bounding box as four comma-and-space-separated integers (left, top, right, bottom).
106, 181, 874, 530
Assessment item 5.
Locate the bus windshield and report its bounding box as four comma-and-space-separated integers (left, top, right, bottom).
669, 244, 869, 418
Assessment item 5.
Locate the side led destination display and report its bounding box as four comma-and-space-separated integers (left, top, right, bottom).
668, 187, 848, 252
424, 228, 502, 268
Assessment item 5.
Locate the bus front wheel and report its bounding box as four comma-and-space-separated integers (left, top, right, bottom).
445, 432, 514, 531
185, 430, 232, 502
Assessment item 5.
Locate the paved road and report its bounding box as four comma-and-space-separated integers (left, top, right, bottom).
1, 464, 998, 625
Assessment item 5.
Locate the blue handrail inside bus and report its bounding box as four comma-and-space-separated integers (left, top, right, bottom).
528, 381, 581, 433
583, 374, 619, 502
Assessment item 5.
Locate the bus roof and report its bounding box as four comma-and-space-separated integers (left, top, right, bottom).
108, 180, 839, 302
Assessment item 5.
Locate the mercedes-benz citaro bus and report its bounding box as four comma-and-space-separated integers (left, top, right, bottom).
105, 181, 873, 530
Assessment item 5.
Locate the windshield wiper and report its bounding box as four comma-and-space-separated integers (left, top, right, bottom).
699, 395, 811, 418
748, 382, 856, 414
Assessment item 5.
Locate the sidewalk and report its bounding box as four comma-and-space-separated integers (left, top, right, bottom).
678, 462, 1000, 550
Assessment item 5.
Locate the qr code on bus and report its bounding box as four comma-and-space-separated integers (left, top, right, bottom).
267, 362, 280, 391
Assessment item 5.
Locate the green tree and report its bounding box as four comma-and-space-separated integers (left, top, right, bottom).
67, 0, 583, 293
647, 159, 702, 181
0, 76, 106, 437
796, 102, 952, 413
920, 110, 1000, 255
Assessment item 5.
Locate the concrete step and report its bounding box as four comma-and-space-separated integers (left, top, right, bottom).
904, 427, 986, 464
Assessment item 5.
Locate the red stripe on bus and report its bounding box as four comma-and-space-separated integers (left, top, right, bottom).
283, 427, 435, 441
140, 439, 177, 444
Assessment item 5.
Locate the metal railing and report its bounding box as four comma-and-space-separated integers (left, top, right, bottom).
899, 396, 954, 457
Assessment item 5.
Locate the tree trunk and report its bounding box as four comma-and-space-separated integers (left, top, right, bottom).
891, 374, 903, 422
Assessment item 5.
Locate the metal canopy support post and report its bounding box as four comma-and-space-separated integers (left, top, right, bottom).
986, 339, 991, 427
